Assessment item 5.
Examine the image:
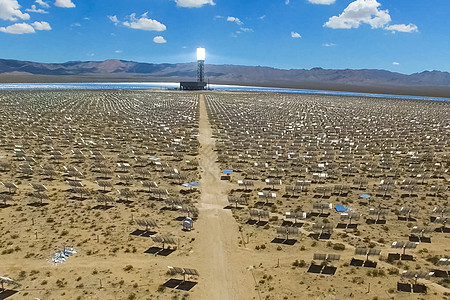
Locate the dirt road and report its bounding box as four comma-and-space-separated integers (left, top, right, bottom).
191, 94, 257, 300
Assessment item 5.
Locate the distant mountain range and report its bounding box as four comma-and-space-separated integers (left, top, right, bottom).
1, 58, 450, 98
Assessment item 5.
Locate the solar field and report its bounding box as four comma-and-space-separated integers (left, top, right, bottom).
0, 89, 449, 299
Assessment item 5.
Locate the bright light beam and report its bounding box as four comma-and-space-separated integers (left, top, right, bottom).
197, 48, 205, 61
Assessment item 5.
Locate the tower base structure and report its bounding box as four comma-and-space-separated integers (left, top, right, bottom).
180, 82, 207, 91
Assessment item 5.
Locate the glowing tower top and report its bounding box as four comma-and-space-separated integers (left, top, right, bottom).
197, 47, 205, 61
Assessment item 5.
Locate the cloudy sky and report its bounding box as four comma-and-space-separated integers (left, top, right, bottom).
0, 0, 449, 74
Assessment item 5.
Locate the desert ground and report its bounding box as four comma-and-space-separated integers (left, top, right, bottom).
0, 89, 449, 300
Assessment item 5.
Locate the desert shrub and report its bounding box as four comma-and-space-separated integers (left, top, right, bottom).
127, 293, 136, 300
2, 249, 14, 255
56, 279, 67, 287
388, 268, 398, 275
352, 277, 364, 284
297, 260, 306, 267
367, 269, 386, 277
332, 243, 345, 251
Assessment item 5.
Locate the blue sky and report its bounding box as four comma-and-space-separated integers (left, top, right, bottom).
0, 0, 449, 74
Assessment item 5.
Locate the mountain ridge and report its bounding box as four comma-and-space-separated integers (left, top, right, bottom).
1, 58, 450, 98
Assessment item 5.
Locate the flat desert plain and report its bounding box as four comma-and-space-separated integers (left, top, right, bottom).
0, 89, 449, 300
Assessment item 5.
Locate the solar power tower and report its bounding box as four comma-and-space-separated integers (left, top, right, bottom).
180, 48, 207, 90
197, 48, 205, 83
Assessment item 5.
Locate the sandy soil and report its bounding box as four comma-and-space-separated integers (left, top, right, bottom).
190, 94, 257, 299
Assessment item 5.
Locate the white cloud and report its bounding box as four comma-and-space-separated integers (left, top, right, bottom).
54, 0, 75, 8
36, 0, 49, 8
26, 4, 48, 13
175, 0, 215, 8
285, 0, 290, 4
258, 15, 266, 20
0, 22, 34, 34
324, 0, 418, 33
108, 15, 119, 25
123, 13, 166, 31
324, 0, 390, 29
227, 16, 243, 26
323, 42, 336, 47
115, 50, 122, 53
308, 0, 335, 4
385, 23, 418, 33
32, 21, 51, 30
392, 62, 400, 65
0, 0, 30, 21
291, 31, 301, 38
240, 27, 253, 32
0, 21, 51, 34
153, 36, 166, 43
